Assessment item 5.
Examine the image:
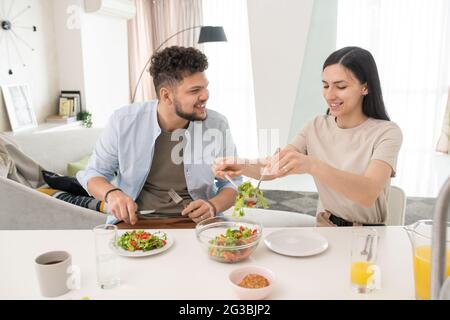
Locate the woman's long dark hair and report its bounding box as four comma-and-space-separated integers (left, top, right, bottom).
323, 46, 390, 121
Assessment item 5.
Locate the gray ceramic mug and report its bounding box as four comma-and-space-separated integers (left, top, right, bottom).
35, 251, 72, 297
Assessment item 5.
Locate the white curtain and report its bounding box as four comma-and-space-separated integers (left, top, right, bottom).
337, 0, 450, 196
151, 0, 203, 49
128, 0, 157, 102
202, 0, 258, 158
436, 87, 450, 153
128, 0, 203, 102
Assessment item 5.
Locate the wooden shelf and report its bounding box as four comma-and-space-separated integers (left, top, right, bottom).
3, 121, 83, 136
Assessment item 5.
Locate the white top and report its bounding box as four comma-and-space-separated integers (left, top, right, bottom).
0, 226, 415, 300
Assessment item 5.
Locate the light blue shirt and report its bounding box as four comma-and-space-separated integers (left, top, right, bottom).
77, 100, 242, 224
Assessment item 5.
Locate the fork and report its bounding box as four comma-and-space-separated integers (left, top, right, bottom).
168, 188, 183, 204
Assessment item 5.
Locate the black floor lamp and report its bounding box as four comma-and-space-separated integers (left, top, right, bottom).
131, 26, 227, 103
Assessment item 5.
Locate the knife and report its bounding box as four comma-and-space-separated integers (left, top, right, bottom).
105, 206, 187, 219
136, 210, 190, 220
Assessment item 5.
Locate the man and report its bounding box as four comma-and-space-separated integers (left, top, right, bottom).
77, 46, 240, 225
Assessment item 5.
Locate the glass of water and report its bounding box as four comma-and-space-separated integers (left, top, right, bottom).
93, 224, 120, 289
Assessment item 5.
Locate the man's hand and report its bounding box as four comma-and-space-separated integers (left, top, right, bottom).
181, 199, 214, 223
107, 191, 138, 225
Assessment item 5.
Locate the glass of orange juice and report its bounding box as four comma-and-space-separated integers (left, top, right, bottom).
413, 245, 450, 300
350, 228, 380, 293
405, 220, 450, 300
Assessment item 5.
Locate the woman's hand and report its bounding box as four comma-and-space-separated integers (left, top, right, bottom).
212, 157, 244, 179
267, 149, 316, 178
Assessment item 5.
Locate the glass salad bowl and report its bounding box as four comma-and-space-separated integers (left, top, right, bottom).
195, 216, 263, 263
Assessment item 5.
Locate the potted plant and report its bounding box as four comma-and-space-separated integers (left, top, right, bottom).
77, 111, 92, 128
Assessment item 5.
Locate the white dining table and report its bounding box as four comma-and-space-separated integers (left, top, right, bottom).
0, 226, 416, 300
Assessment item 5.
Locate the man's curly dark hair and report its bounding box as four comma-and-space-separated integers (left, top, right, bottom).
150, 46, 208, 98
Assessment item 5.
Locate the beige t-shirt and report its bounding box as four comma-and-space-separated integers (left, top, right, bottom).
290, 115, 403, 224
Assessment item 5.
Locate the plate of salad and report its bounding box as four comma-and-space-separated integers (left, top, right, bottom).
112, 230, 173, 257
232, 181, 269, 217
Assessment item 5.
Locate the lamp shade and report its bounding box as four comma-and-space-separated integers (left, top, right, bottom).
198, 26, 227, 43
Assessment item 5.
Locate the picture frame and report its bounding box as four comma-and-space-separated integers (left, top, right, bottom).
60, 90, 82, 116
1, 84, 38, 132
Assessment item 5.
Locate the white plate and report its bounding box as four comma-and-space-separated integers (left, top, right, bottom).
111, 231, 174, 257
264, 229, 328, 257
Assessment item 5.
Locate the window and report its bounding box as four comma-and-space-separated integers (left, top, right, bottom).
202, 0, 258, 158
337, 0, 450, 196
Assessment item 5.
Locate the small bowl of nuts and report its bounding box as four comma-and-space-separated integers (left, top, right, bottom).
228, 266, 275, 300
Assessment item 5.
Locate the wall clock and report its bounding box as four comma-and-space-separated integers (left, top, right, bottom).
0, 0, 37, 75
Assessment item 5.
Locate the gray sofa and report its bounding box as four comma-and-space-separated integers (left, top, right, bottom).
0, 128, 106, 230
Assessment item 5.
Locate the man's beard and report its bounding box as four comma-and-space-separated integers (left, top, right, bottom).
174, 98, 207, 121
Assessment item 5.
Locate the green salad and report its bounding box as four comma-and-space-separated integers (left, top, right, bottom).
116, 230, 167, 252
233, 181, 269, 217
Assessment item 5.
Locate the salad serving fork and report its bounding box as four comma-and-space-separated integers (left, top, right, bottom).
360, 235, 371, 256
224, 173, 239, 189
360, 234, 375, 262
366, 235, 376, 262
256, 148, 281, 190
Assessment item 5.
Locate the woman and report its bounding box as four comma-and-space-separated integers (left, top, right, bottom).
213, 46, 402, 227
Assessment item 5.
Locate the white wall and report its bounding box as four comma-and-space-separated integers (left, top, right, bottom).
0, 0, 60, 132
247, 0, 314, 150
289, 0, 338, 141
52, 0, 86, 108
0, 0, 131, 132
53, 0, 131, 127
